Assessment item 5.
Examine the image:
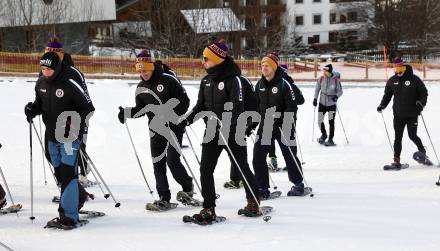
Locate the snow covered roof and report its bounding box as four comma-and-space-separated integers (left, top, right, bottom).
180, 8, 245, 34
0, 0, 116, 28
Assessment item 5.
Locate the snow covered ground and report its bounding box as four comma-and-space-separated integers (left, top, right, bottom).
0, 77, 439, 251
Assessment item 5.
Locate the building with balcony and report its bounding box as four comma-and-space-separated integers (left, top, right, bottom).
285, 0, 373, 49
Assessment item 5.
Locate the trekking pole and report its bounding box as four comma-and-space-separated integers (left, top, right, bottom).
79, 152, 109, 199
420, 113, 440, 167
293, 120, 305, 165
188, 125, 202, 146
185, 129, 201, 166
29, 122, 35, 221
250, 133, 277, 190
81, 150, 121, 207
278, 127, 314, 198
0, 144, 16, 206
380, 112, 394, 153
168, 130, 202, 195
0, 242, 13, 251
0, 168, 15, 207
211, 116, 271, 222
121, 118, 155, 199
38, 116, 48, 185
31, 123, 59, 189
336, 107, 349, 144
185, 128, 220, 199
312, 106, 316, 142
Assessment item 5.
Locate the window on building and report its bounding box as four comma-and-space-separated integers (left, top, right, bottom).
313, 14, 322, 25
25, 30, 36, 50
348, 11, 358, 22
245, 17, 255, 29
241, 37, 247, 48
295, 15, 304, 25
295, 0, 303, 3
313, 0, 321, 2
308, 35, 320, 44
267, 15, 280, 27
246, 0, 257, 5
261, 13, 267, 28
330, 13, 337, 24
340, 14, 347, 23
329, 31, 338, 42
346, 30, 358, 40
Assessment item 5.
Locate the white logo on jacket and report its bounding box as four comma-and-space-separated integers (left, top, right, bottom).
55, 89, 64, 98
405, 81, 411, 86
218, 82, 224, 90
272, 87, 278, 94
157, 84, 164, 92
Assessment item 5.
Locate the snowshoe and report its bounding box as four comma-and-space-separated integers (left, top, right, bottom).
44, 217, 89, 230
413, 151, 433, 166
238, 205, 273, 217
324, 139, 336, 147
223, 180, 242, 189
183, 207, 219, 225
383, 163, 409, 171
287, 186, 312, 197
78, 210, 106, 218
182, 215, 226, 225
260, 191, 282, 201
318, 134, 327, 144
0, 204, 22, 215
176, 191, 202, 207
146, 200, 178, 212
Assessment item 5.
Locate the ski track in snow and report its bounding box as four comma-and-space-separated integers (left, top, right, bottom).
0, 78, 439, 251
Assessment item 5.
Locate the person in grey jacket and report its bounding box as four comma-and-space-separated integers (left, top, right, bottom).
313, 64, 343, 146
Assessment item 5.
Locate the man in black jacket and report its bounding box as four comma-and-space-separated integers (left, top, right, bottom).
25, 52, 95, 226
118, 50, 194, 208
184, 40, 261, 222
377, 58, 431, 169
250, 52, 306, 198
44, 37, 93, 186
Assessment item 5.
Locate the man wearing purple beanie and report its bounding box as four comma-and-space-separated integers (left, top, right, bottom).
184, 39, 262, 223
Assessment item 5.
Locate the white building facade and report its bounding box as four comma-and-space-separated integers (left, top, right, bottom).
285, 0, 373, 46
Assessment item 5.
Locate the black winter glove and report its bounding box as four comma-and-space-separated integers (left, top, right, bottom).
331, 96, 338, 102
313, 98, 317, 107
245, 126, 254, 137
24, 102, 37, 122
415, 101, 424, 113
377, 105, 385, 113
118, 106, 127, 124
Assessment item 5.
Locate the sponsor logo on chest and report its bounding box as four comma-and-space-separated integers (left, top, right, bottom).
272, 87, 278, 94
157, 84, 164, 92
218, 82, 224, 90
55, 89, 64, 98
